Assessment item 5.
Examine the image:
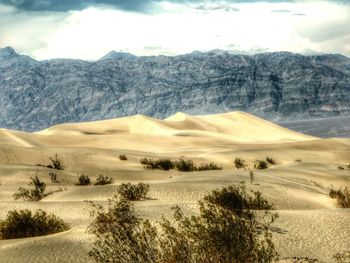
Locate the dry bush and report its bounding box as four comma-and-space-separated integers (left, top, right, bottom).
49, 154, 65, 170
0, 209, 69, 239
175, 157, 196, 172
234, 157, 246, 169
88, 184, 278, 263
140, 158, 175, 170
76, 174, 92, 186
266, 157, 276, 165
49, 172, 60, 183
329, 186, 350, 208
334, 250, 350, 263
13, 176, 51, 201
116, 183, 150, 201
94, 175, 113, 186
119, 154, 128, 161
196, 162, 223, 171
254, 160, 268, 170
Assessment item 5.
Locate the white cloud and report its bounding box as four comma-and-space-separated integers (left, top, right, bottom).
0, 0, 349, 60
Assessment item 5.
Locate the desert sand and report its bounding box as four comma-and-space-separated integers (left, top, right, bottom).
0, 111, 349, 263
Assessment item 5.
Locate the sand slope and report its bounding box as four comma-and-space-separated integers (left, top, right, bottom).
0, 112, 349, 263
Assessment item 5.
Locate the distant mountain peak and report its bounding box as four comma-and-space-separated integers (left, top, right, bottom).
0, 47, 19, 59
99, 50, 136, 60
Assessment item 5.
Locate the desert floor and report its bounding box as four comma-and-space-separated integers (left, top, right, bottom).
0, 112, 349, 263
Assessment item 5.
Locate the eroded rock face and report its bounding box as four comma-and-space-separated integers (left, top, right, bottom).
0, 48, 349, 131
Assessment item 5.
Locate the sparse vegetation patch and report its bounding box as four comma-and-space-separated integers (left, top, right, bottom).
88, 183, 278, 263
266, 157, 276, 165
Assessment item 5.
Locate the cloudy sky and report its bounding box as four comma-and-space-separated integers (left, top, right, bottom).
0, 0, 349, 60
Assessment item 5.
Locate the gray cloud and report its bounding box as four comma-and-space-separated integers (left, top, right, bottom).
0, 0, 297, 12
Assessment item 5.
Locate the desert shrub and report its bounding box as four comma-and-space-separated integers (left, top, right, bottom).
197, 162, 223, 171
334, 250, 350, 263
234, 157, 246, 169
13, 176, 50, 201
203, 184, 273, 219
295, 159, 302, 162
76, 174, 91, 186
140, 158, 175, 170
175, 157, 196, 172
266, 157, 276, 165
94, 175, 113, 186
0, 209, 69, 239
49, 154, 65, 170
254, 160, 268, 170
119, 154, 128, 161
329, 186, 350, 208
88, 184, 278, 263
116, 183, 150, 201
338, 166, 345, 170
49, 172, 60, 183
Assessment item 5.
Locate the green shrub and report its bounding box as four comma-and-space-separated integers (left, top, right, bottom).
94, 175, 113, 186
119, 154, 128, 161
175, 157, 196, 172
234, 157, 246, 169
266, 157, 276, 165
329, 186, 350, 208
254, 160, 268, 170
197, 162, 223, 171
88, 184, 278, 263
116, 183, 150, 201
0, 209, 69, 239
13, 176, 50, 201
334, 250, 350, 263
49, 172, 60, 183
76, 174, 91, 186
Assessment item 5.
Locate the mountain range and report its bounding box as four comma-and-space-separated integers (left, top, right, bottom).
0, 47, 349, 136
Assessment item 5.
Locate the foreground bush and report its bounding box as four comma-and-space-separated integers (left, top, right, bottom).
13, 176, 50, 201
88, 184, 278, 263
116, 183, 150, 201
0, 209, 69, 239
329, 186, 350, 208
94, 175, 113, 186
76, 174, 92, 186
334, 250, 350, 263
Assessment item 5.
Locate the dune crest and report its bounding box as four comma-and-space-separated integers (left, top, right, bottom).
35, 111, 316, 143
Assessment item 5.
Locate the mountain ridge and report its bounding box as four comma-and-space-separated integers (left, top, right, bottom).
0, 47, 349, 133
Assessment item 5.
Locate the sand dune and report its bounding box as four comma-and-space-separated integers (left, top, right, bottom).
0, 112, 349, 263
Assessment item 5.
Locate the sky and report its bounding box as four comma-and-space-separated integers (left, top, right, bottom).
0, 0, 349, 60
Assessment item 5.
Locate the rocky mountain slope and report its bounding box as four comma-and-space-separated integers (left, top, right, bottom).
0, 47, 349, 132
